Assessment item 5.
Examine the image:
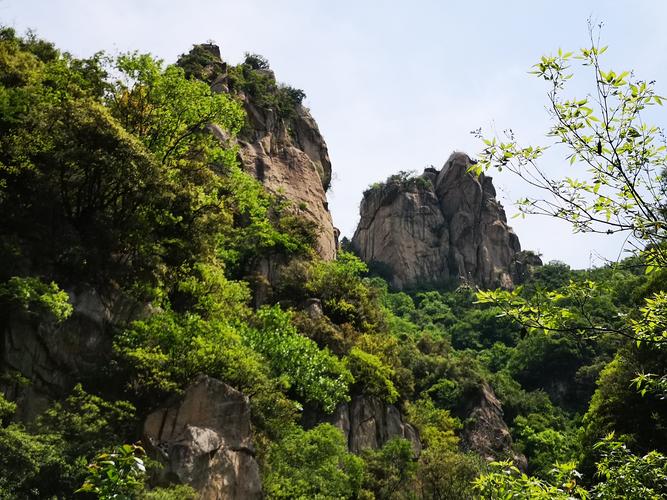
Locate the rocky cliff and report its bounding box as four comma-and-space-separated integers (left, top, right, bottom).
191, 45, 338, 261
352, 152, 537, 289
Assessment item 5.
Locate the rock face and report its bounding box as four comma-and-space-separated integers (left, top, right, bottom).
235, 99, 337, 261
352, 152, 531, 289
314, 395, 422, 456
0, 287, 146, 421
200, 46, 337, 261
460, 382, 527, 470
143, 375, 262, 500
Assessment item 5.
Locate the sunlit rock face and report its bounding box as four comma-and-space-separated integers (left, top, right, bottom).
198, 44, 337, 261
352, 152, 531, 290
234, 98, 338, 260
143, 375, 262, 500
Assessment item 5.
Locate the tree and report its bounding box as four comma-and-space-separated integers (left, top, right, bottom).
77, 444, 146, 499
472, 22, 666, 258
473, 23, 667, 396
472, 22, 667, 491
262, 424, 365, 499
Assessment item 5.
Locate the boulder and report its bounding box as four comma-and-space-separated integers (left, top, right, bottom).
143, 375, 261, 500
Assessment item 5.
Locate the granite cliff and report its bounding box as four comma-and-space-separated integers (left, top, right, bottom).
352, 152, 540, 289
187, 44, 338, 261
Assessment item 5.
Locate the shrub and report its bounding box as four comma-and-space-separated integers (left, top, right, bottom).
263, 424, 364, 499
244, 306, 353, 412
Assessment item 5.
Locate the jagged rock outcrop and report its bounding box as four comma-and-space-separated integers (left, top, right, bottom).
308, 385, 524, 468
352, 152, 537, 289
312, 395, 421, 456
235, 99, 337, 261
143, 375, 262, 500
198, 45, 337, 261
460, 382, 527, 470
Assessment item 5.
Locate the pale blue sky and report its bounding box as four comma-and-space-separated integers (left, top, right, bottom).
3, 1, 666, 268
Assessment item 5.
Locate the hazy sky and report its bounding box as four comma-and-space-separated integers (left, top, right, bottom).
3, 1, 666, 268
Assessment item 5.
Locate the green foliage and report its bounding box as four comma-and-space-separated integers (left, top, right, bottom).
345, 347, 399, 403
77, 443, 146, 499
115, 311, 271, 404
406, 397, 460, 451
475, 435, 667, 499
474, 29, 666, 248
277, 251, 384, 334
4, 27, 667, 500
513, 413, 579, 477
473, 30, 667, 467
227, 53, 306, 121
176, 43, 224, 82
171, 262, 251, 319
361, 438, 417, 499
306, 252, 381, 331
363, 170, 433, 196
526, 261, 574, 291
405, 398, 482, 499
263, 424, 364, 499
109, 52, 243, 161
489, 370, 559, 425
142, 484, 197, 500
591, 434, 667, 500
474, 460, 587, 499
580, 348, 667, 471
0, 393, 16, 420
0, 276, 72, 321
33, 384, 137, 463
0, 422, 66, 499
243, 306, 352, 412
0, 387, 138, 499
419, 451, 484, 500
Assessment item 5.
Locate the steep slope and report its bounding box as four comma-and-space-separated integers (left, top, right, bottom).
185, 45, 338, 260
352, 152, 539, 289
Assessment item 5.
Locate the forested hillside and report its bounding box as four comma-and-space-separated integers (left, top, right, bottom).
0, 28, 665, 499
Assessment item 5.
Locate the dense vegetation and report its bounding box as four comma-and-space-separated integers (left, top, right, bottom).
0, 28, 665, 499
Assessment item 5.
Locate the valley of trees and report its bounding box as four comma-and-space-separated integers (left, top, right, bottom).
0, 26, 665, 499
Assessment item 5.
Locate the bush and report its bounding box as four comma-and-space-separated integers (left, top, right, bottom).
345, 347, 399, 403
362, 438, 417, 498
244, 306, 353, 412
263, 424, 364, 499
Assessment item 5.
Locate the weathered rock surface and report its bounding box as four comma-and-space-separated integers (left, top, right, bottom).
199, 45, 337, 261
310, 386, 523, 467
143, 375, 262, 500
236, 100, 337, 260
313, 395, 422, 456
460, 382, 527, 470
0, 287, 146, 421
352, 152, 537, 289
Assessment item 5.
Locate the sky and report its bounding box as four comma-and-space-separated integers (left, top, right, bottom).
2, 0, 666, 268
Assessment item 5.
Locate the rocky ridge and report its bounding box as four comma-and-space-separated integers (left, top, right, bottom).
352, 152, 539, 289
